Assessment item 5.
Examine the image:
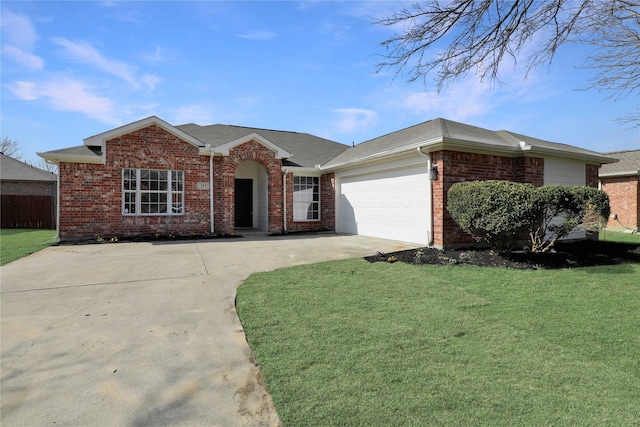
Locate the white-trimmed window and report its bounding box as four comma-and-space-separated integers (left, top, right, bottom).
123, 168, 184, 215
293, 176, 320, 221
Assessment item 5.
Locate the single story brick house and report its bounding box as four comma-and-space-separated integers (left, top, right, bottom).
599, 150, 640, 232
38, 116, 614, 247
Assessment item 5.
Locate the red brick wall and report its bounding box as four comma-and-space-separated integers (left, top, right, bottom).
282, 172, 335, 233
601, 176, 640, 229
58, 125, 210, 239
514, 157, 544, 186
585, 164, 599, 188
431, 150, 545, 247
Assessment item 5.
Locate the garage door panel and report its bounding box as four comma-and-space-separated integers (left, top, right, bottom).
338, 166, 430, 244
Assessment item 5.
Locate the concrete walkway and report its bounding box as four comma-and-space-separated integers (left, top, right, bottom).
1, 234, 416, 426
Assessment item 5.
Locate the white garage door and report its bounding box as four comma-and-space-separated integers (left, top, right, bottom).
337, 165, 430, 245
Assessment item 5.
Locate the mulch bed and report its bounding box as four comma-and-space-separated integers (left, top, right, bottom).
365, 239, 640, 269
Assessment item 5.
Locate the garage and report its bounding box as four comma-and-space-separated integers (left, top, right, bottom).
336, 163, 431, 245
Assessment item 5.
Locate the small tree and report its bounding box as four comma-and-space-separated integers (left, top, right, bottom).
529, 186, 581, 253
529, 186, 610, 253
447, 180, 536, 252
0, 137, 22, 160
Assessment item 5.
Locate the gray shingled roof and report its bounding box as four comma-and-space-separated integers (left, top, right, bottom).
1, 153, 57, 182
599, 150, 640, 177
323, 118, 614, 168
176, 123, 349, 168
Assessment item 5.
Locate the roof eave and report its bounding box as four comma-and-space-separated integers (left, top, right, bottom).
37, 152, 105, 165
320, 137, 443, 171
526, 146, 618, 164
599, 170, 640, 178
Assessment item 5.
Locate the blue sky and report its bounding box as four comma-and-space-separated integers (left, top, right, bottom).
2, 1, 638, 166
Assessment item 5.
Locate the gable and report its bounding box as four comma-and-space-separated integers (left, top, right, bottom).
213, 132, 291, 159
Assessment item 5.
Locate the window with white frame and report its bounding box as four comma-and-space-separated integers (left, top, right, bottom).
293, 176, 319, 221
123, 168, 184, 215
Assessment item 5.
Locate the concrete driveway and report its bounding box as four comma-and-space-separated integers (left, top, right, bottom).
1, 233, 415, 426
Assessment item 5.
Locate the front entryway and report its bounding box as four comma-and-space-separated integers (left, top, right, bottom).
235, 179, 253, 227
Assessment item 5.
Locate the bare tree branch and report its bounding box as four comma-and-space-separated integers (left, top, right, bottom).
0, 137, 22, 160
374, 0, 640, 125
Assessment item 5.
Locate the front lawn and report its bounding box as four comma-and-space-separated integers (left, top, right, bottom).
0, 229, 57, 266
600, 229, 640, 244
237, 260, 640, 426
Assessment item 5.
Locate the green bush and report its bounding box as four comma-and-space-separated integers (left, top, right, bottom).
529, 186, 610, 252
447, 181, 536, 252
447, 181, 610, 253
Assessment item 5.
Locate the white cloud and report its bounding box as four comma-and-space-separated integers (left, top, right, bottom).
1, 11, 38, 47
1, 11, 45, 71
51, 37, 139, 85
237, 30, 277, 40
141, 74, 163, 90
2, 45, 44, 71
7, 78, 121, 126
141, 46, 168, 65
51, 37, 161, 91
9, 81, 38, 100
332, 108, 378, 133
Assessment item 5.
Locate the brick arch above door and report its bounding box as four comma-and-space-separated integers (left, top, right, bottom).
213, 140, 285, 234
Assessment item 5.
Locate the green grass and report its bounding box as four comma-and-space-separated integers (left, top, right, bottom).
600, 229, 640, 244
237, 260, 640, 426
0, 229, 57, 266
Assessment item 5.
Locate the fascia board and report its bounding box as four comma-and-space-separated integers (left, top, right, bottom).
599, 170, 640, 178
37, 152, 105, 165
319, 137, 443, 171
215, 132, 291, 159
526, 146, 618, 164
281, 166, 321, 175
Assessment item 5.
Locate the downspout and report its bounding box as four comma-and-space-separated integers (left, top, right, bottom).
417, 147, 434, 247
207, 144, 215, 234
49, 160, 60, 240
282, 168, 289, 232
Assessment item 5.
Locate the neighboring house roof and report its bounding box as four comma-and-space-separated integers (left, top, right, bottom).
176, 123, 350, 168
322, 118, 616, 169
599, 149, 640, 178
1, 152, 57, 182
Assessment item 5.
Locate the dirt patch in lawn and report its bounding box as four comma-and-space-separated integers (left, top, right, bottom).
365, 240, 640, 269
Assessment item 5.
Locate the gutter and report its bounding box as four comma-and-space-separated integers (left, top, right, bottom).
207, 144, 215, 234
282, 168, 289, 232
598, 169, 640, 179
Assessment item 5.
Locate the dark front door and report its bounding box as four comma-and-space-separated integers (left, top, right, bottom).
235, 179, 253, 227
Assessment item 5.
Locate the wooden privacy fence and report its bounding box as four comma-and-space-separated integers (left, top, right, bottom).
1, 195, 55, 229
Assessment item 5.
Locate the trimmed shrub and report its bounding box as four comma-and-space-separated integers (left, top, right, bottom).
448, 181, 610, 253
447, 181, 536, 252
